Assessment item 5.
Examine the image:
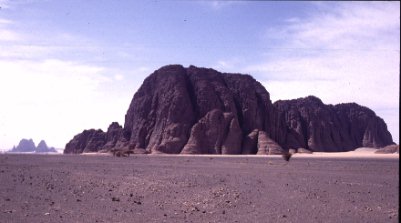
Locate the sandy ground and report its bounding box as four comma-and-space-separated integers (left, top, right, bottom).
0, 153, 398, 223
293, 147, 399, 159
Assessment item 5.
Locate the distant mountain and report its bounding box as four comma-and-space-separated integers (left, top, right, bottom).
10, 139, 36, 152
36, 140, 57, 153
9, 139, 57, 153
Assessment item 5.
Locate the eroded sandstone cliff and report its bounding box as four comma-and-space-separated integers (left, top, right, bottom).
64, 65, 393, 154
274, 96, 393, 152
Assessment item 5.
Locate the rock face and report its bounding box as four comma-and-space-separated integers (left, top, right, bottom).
181, 109, 242, 154
9, 139, 57, 153
123, 65, 284, 155
256, 131, 284, 155
64, 65, 394, 154
64, 122, 125, 154
274, 96, 394, 152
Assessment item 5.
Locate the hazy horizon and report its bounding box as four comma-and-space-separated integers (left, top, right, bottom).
0, 1, 399, 151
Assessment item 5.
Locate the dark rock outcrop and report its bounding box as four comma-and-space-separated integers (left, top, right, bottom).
274, 96, 394, 152
64, 122, 126, 154
64, 129, 105, 154
122, 65, 282, 154
64, 65, 394, 154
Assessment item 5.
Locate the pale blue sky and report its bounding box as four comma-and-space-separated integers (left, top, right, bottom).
0, 1, 399, 151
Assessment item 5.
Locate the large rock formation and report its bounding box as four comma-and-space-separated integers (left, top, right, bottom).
274, 96, 394, 152
64, 65, 394, 154
126, 65, 288, 155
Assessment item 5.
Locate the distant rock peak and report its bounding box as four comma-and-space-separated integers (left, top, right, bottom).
9, 139, 57, 153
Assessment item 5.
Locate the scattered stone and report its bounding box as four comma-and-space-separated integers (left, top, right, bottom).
282, 152, 292, 162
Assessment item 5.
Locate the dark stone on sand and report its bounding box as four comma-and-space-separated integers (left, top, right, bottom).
64, 65, 394, 154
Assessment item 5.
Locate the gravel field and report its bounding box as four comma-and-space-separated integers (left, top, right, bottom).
0, 154, 398, 223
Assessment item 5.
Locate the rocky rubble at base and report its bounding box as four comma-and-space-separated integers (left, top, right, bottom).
374, 144, 399, 154
64, 65, 394, 154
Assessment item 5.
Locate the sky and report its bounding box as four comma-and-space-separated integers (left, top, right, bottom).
0, 1, 399, 152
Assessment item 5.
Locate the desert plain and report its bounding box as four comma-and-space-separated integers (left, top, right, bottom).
0, 151, 398, 223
